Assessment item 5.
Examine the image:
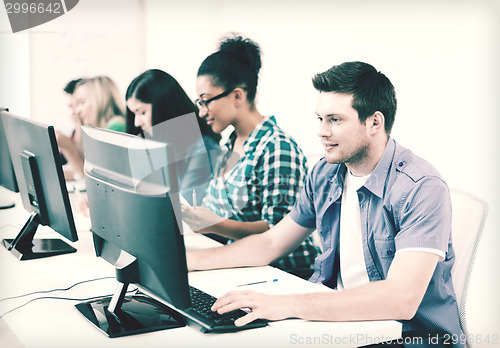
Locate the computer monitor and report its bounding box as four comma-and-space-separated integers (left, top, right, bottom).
1, 112, 78, 260
76, 125, 189, 337
0, 108, 19, 209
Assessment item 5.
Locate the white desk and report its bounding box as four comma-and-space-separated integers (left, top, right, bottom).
0, 187, 401, 347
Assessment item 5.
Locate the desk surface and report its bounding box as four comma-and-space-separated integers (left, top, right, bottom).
0, 187, 401, 347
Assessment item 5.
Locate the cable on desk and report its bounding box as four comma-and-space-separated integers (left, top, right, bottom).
0, 286, 139, 318
0, 276, 114, 302
0, 224, 22, 233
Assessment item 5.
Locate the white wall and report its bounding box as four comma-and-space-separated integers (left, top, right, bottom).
1, 0, 499, 345
0, 13, 30, 116
1, 0, 146, 133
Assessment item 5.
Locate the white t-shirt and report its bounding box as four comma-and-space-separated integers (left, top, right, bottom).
337, 170, 371, 290
337, 170, 446, 291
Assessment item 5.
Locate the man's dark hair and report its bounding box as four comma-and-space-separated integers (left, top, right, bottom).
312, 62, 397, 134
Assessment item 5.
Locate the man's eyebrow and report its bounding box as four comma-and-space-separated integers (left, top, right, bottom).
315, 113, 340, 117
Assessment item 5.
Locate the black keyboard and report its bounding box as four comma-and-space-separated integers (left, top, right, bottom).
184, 286, 268, 333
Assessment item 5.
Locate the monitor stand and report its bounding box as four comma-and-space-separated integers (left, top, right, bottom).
2, 211, 76, 260
75, 282, 185, 337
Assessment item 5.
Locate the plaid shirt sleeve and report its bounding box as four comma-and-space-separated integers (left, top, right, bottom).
258, 133, 322, 279
258, 135, 307, 226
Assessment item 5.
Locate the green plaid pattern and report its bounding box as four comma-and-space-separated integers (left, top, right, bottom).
202, 116, 321, 278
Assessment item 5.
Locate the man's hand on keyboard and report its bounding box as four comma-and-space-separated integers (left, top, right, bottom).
211, 290, 292, 326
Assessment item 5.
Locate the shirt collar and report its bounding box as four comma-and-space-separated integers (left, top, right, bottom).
328, 163, 347, 199
223, 115, 276, 154
327, 137, 396, 199
363, 137, 396, 198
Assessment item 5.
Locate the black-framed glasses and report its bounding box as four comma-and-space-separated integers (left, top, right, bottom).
194, 89, 234, 109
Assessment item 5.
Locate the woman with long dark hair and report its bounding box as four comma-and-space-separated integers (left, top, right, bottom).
125, 69, 221, 204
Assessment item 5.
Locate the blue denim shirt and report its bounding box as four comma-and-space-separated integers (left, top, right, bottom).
289, 138, 463, 340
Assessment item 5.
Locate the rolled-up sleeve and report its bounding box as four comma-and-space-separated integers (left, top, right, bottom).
289, 166, 317, 229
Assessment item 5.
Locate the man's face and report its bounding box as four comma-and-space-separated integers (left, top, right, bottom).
315, 92, 371, 166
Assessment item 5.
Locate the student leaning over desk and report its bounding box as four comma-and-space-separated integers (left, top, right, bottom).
186, 61, 463, 347
181, 34, 321, 279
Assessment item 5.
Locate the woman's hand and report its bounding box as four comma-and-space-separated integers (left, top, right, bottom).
55, 130, 84, 177
211, 290, 294, 326
77, 195, 90, 217
181, 205, 225, 234
55, 130, 75, 150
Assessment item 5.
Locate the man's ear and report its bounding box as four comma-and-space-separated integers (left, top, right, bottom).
368, 111, 385, 134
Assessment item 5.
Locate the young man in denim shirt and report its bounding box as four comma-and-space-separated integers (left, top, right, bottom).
187, 61, 462, 345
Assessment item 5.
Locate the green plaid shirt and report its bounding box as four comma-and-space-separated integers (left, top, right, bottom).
202, 116, 321, 278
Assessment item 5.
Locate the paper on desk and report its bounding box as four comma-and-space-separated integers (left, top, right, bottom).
189, 266, 334, 298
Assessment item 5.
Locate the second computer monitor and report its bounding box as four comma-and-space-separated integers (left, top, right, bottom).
1, 111, 78, 260
76, 125, 189, 337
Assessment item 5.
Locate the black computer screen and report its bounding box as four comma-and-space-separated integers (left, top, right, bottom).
1, 112, 78, 260
76, 125, 190, 337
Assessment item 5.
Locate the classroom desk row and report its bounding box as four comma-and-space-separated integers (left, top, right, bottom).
0, 187, 402, 347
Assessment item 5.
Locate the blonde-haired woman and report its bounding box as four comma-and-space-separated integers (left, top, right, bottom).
57, 76, 126, 180
74, 76, 126, 131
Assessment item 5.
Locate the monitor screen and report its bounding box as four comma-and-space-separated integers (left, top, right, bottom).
0, 108, 19, 209
76, 125, 189, 337
1, 112, 78, 260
